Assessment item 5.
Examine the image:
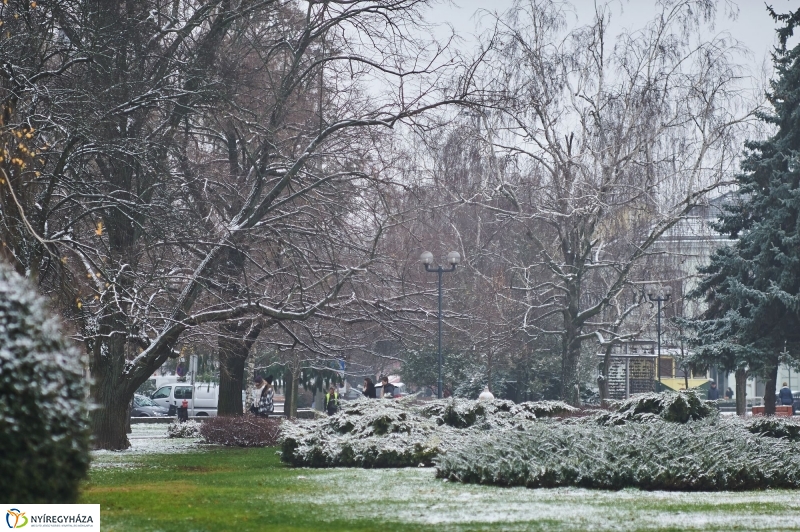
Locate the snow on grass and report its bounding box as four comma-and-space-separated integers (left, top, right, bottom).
91, 423, 208, 468
85, 439, 800, 530
277, 467, 800, 531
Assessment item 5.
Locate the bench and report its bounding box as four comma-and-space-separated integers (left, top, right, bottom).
751, 405, 794, 417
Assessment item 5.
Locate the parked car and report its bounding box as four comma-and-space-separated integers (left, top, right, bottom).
131, 394, 170, 417
375, 382, 406, 398
150, 382, 220, 416
341, 388, 364, 401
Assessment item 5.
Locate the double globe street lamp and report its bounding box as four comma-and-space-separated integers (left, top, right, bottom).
647, 285, 672, 391
420, 250, 461, 399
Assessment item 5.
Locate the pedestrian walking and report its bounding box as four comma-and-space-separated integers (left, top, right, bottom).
380, 375, 396, 398
325, 386, 340, 415
362, 378, 376, 399
256, 375, 275, 417
707, 381, 719, 400
250, 375, 265, 415
725, 387, 734, 400
779, 382, 794, 413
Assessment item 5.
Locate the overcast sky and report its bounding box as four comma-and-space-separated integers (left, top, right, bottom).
426, 0, 792, 75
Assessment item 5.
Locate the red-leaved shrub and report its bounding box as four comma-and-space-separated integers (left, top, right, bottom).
200, 415, 282, 447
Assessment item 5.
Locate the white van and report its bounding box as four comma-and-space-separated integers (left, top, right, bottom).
150, 382, 220, 417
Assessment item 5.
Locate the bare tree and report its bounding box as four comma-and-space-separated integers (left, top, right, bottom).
456, 0, 758, 403
0, 0, 470, 448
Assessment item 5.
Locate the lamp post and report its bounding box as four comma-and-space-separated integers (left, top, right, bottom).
648, 285, 672, 392
421, 250, 461, 399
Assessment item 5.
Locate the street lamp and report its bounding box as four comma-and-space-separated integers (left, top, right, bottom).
421, 250, 461, 399
648, 285, 672, 392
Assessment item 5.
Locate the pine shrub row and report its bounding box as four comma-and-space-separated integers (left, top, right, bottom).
745, 416, 800, 442
435, 417, 800, 490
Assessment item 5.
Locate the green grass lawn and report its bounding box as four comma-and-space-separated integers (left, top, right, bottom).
81, 441, 800, 532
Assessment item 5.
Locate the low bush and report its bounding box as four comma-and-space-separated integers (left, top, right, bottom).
0, 261, 90, 503
281, 399, 443, 467
419, 398, 577, 428
330, 398, 422, 436
745, 416, 800, 442
435, 418, 800, 491
167, 420, 202, 438
280, 397, 577, 468
200, 415, 282, 447
594, 391, 715, 425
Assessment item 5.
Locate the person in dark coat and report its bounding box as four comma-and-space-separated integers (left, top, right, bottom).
362, 378, 376, 399
707, 381, 719, 400
724, 387, 734, 400
380, 375, 396, 398
779, 382, 794, 413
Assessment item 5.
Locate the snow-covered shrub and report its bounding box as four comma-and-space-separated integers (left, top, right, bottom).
425, 398, 492, 428
0, 262, 90, 503
594, 391, 714, 425
512, 400, 579, 419
281, 420, 445, 468
331, 398, 420, 435
200, 415, 282, 447
167, 420, 202, 438
420, 397, 577, 428
746, 416, 800, 442
280, 397, 577, 468
436, 418, 800, 490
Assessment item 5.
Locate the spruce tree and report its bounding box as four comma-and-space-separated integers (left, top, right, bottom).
685, 7, 800, 416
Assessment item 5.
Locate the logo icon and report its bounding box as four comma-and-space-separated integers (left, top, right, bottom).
5, 509, 27, 529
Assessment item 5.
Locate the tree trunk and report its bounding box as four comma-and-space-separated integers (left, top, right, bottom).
217, 319, 264, 416
91, 382, 132, 450
126, 397, 132, 435
283, 369, 294, 418
245, 354, 256, 410
764, 363, 779, 416
599, 343, 613, 407
735, 368, 747, 417
218, 327, 249, 416
561, 332, 581, 405
90, 312, 133, 450
289, 371, 299, 417
487, 348, 493, 393
214, 239, 254, 416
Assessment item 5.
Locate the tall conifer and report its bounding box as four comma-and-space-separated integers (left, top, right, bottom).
686, 7, 800, 415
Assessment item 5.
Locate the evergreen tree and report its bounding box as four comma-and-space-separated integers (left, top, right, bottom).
685, 7, 800, 416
